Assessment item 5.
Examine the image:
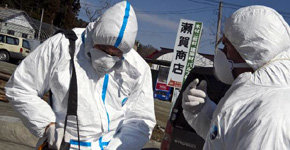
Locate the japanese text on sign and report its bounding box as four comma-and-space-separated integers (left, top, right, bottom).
167, 19, 203, 88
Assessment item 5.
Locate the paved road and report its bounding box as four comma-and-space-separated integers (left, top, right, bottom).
154, 100, 172, 128
0, 100, 170, 149
0, 102, 38, 150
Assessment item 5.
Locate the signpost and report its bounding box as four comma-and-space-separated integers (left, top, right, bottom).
167, 19, 203, 89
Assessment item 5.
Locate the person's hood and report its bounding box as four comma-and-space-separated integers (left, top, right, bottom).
224, 5, 290, 70
84, 1, 137, 56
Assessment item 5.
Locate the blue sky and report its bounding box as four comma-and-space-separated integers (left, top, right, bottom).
78, 0, 290, 55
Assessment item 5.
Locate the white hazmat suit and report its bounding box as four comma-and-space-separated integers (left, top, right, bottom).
183, 5, 290, 150
5, 1, 156, 150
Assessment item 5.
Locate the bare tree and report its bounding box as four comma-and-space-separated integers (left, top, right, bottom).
83, 0, 111, 22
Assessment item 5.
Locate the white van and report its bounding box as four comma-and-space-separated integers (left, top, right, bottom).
0, 33, 31, 62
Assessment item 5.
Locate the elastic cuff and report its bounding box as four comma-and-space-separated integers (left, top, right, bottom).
200, 97, 217, 120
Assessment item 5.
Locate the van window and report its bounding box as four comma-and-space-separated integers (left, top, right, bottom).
22, 40, 31, 49
6, 36, 19, 45
0, 34, 4, 43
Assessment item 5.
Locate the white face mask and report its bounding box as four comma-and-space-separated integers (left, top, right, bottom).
89, 48, 120, 75
214, 49, 249, 85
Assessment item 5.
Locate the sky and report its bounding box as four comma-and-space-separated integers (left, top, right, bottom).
78, 0, 290, 55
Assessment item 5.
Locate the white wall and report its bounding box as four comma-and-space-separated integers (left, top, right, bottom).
151, 52, 213, 70
6, 15, 33, 30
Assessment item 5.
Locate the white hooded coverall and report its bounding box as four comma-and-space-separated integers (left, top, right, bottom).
5, 1, 156, 150
183, 6, 290, 150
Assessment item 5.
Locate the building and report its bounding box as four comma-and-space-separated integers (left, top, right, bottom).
149, 47, 213, 71
30, 17, 60, 42
147, 47, 214, 101
0, 7, 60, 42
0, 7, 35, 39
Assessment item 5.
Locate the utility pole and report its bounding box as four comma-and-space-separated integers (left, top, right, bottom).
38, 8, 44, 41
215, 1, 223, 50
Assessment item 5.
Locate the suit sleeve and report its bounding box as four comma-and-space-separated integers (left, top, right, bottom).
5, 35, 63, 137
183, 97, 216, 139
106, 66, 156, 150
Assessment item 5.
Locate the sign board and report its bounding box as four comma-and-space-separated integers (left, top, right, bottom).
167, 19, 203, 88
156, 82, 171, 91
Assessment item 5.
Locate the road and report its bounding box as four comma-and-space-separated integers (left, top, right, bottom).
154, 100, 172, 128
0, 61, 173, 149
0, 99, 172, 149
0, 102, 38, 150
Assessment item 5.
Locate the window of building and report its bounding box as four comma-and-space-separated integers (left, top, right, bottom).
22, 33, 28, 38
158, 66, 170, 83
22, 39, 30, 49
0, 34, 4, 43
6, 36, 19, 45
7, 30, 15, 35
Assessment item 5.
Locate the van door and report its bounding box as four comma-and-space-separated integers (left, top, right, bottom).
5, 35, 20, 53
0, 34, 4, 46
5, 35, 26, 60
22, 39, 31, 56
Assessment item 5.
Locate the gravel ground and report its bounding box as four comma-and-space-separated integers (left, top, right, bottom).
151, 125, 165, 142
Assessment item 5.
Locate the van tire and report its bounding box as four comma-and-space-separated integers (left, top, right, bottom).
0, 50, 9, 62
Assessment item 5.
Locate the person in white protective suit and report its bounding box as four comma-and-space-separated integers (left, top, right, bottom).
5, 1, 156, 150
182, 5, 290, 150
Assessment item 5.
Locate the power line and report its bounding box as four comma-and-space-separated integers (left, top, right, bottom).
137, 8, 216, 15
139, 30, 175, 34
223, 1, 290, 18
80, 3, 216, 15
222, 1, 244, 8
136, 7, 214, 14
80, 2, 104, 8
187, 0, 217, 7
187, 0, 290, 20
187, 0, 290, 16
